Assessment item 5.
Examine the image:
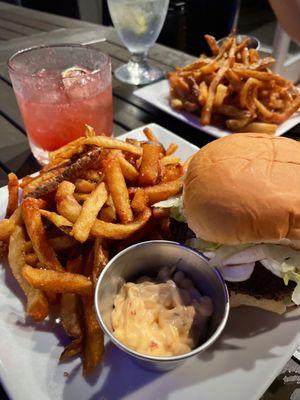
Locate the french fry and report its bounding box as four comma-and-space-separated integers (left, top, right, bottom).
160, 155, 181, 166
74, 193, 90, 202
171, 98, 183, 110
22, 265, 93, 296
235, 122, 277, 134
25, 253, 39, 266
82, 295, 104, 376
85, 124, 96, 137
8, 226, 49, 321
216, 104, 251, 119
81, 136, 143, 155
80, 170, 103, 182
226, 117, 251, 130
66, 255, 83, 274
91, 208, 151, 239
249, 48, 260, 63
235, 37, 250, 54
130, 179, 183, 205
104, 152, 133, 224
0, 219, 14, 241
233, 68, 287, 84
131, 189, 149, 213
205, 34, 220, 56
201, 63, 229, 125
118, 154, 139, 182
165, 143, 178, 156
75, 179, 96, 193
6, 173, 19, 218
72, 182, 107, 243
161, 164, 184, 183
20, 175, 34, 188
82, 297, 104, 376
241, 47, 249, 66
256, 96, 300, 124
214, 84, 228, 107
0, 205, 23, 241
138, 143, 162, 186
24, 149, 102, 198
40, 210, 73, 234
240, 77, 260, 109
49, 135, 142, 164
60, 294, 83, 338
60, 337, 82, 361
99, 195, 117, 222
92, 238, 109, 285
143, 127, 158, 142
59, 254, 84, 359
198, 81, 208, 106
22, 198, 64, 272
50, 236, 78, 251
56, 181, 81, 222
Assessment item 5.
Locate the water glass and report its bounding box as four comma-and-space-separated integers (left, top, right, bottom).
108, 0, 170, 85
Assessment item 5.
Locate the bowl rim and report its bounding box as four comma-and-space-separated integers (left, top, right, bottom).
7, 43, 111, 79
216, 34, 261, 50
94, 239, 230, 363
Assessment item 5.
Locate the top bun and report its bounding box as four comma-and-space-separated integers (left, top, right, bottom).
183, 133, 300, 245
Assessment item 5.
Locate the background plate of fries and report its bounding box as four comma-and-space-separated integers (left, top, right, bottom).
134, 79, 300, 138
1, 124, 300, 400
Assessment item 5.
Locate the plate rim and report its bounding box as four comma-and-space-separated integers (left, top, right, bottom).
134, 79, 300, 139
1, 123, 300, 400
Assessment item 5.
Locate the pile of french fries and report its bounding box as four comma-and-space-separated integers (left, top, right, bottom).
169, 33, 300, 134
0, 126, 185, 376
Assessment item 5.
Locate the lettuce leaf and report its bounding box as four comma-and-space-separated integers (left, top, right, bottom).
186, 238, 300, 305
152, 195, 186, 223
185, 237, 221, 252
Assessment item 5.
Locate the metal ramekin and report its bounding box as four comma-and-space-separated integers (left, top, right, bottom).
94, 240, 229, 372
217, 34, 260, 50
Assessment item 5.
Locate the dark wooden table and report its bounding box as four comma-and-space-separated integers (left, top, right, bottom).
0, 2, 299, 400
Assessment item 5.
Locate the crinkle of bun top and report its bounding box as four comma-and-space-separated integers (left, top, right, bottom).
183, 133, 300, 245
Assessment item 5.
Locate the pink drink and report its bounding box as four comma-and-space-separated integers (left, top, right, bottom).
8, 45, 112, 165
17, 70, 113, 152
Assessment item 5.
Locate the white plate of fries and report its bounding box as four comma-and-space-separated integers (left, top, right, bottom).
1, 124, 300, 400
134, 35, 300, 138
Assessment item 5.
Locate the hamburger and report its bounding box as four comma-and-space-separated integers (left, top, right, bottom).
157, 133, 300, 314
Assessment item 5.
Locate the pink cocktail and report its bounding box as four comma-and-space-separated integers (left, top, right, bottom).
8, 45, 113, 165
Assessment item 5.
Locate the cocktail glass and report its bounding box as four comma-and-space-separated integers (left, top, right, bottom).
8, 44, 112, 165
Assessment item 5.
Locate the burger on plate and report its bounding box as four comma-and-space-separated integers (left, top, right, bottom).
156, 133, 300, 314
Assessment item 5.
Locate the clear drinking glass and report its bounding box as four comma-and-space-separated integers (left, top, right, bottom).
8, 45, 113, 165
107, 0, 170, 85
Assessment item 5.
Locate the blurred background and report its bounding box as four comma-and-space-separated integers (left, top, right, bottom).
2, 0, 300, 81
1, 0, 298, 53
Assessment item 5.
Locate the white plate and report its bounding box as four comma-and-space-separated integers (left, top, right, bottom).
1, 123, 300, 400
134, 80, 300, 138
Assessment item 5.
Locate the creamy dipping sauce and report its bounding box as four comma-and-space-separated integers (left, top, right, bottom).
111, 267, 213, 357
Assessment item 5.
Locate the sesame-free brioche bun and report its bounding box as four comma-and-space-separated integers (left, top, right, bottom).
183, 133, 300, 246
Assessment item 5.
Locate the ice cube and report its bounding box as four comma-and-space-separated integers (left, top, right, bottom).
62, 66, 95, 100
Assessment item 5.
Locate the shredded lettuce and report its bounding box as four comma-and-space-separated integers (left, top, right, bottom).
152, 195, 186, 223
280, 270, 300, 305
185, 237, 221, 252
186, 239, 300, 305
152, 196, 181, 209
